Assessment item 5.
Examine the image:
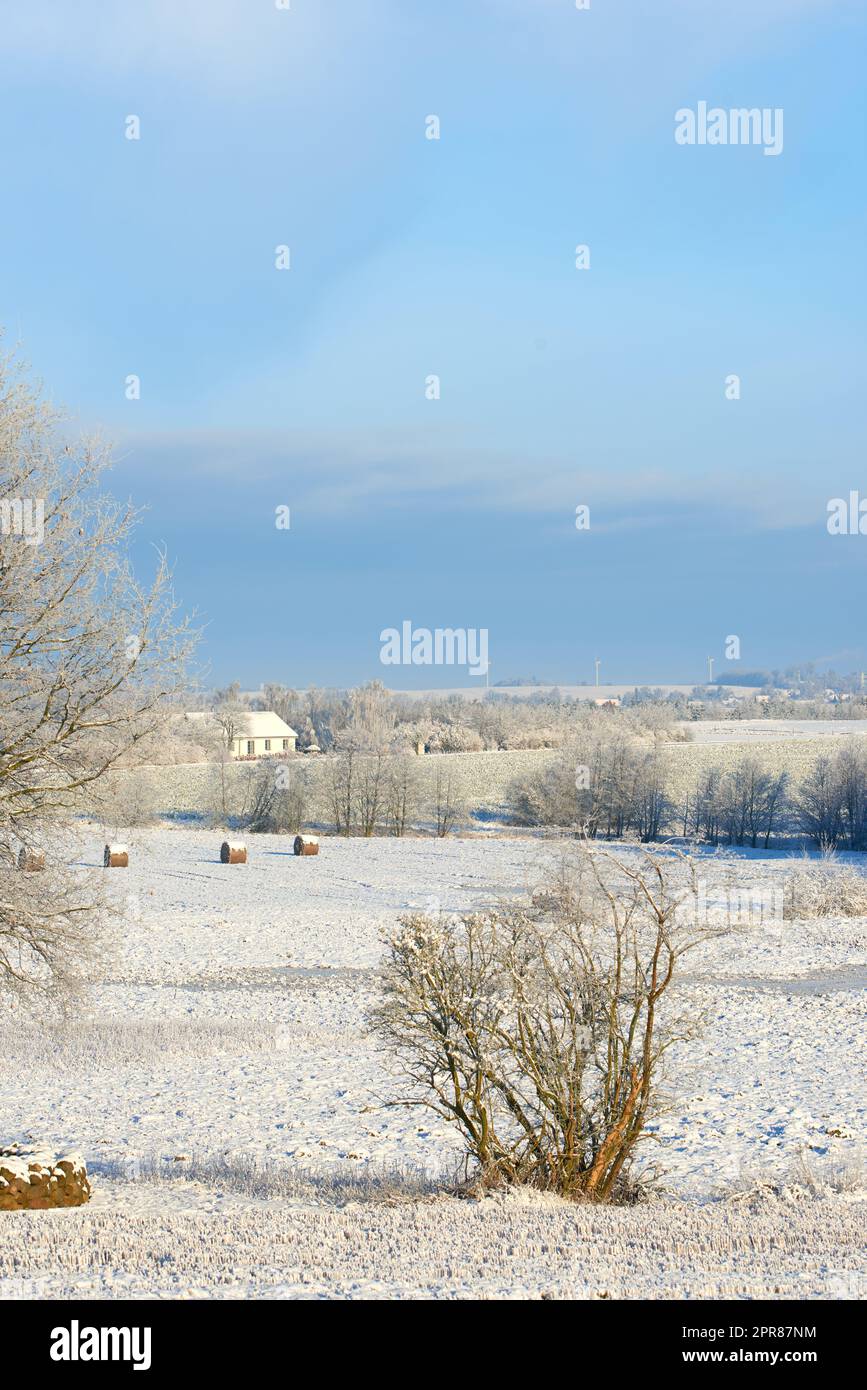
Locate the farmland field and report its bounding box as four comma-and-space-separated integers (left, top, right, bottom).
1, 827, 864, 1299
96, 723, 867, 829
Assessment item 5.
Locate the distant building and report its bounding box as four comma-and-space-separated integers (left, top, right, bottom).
185, 710, 297, 758
230, 711, 297, 757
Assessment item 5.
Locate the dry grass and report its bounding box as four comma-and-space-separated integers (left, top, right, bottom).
0, 1018, 281, 1070
783, 853, 867, 919
94, 1151, 442, 1206
1, 1182, 862, 1299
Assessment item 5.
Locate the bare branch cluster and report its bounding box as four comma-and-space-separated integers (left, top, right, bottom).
372, 845, 716, 1200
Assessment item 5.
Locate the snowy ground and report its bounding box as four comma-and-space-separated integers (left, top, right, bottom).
2, 828, 865, 1299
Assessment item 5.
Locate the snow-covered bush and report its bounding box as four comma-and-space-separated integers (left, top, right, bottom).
372, 845, 714, 1201
428, 724, 485, 754
783, 852, 867, 918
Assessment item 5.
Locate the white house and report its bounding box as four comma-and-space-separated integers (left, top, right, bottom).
185, 710, 297, 759
230, 711, 297, 758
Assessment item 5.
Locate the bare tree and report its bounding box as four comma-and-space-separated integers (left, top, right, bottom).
242, 761, 309, 834
327, 745, 356, 835
0, 347, 195, 1002
728, 757, 788, 849
383, 755, 419, 836
372, 846, 720, 1200
507, 732, 672, 842
355, 749, 387, 837
432, 764, 463, 837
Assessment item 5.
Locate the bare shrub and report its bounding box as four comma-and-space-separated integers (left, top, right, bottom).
372, 846, 717, 1201
783, 851, 867, 918
91, 768, 158, 829
327, 745, 356, 835
326, 743, 419, 836
240, 761, 309, 835
354, 748, 387, 837
326, 743, 387, 835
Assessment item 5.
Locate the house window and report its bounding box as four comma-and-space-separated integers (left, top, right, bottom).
246, 740, 254, 755
265, 739, 271, 751
282, 739, 289, 750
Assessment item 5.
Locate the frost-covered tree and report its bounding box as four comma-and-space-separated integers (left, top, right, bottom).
0, 347, 195, 1002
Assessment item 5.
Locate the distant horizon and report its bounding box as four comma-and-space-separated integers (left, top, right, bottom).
210, 670, 857, 700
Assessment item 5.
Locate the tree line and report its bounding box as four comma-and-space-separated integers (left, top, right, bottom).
508, 736, 867, 850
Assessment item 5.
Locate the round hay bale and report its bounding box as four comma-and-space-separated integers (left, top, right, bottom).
17, 848, 46, 872
294, 834, 319, 856
220, 840, 247, 864
103, 843, 129, 868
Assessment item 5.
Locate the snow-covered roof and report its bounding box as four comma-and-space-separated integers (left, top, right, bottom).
185, 710, 298, 739
236, 711, 298, 740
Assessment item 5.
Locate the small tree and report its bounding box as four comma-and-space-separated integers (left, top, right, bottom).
372, 846, 719, 1200
432, 764, 463, 837
355, 748, 387, 837
327, 745, 356, 835
384, 754, 419, 836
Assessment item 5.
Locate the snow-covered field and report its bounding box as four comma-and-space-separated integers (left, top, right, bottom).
683, 719, 867, 744
97, 729, 867, 828
2, 828, 865, 1299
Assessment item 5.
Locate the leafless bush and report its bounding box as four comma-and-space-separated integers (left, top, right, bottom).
240, 760, 309, 834
327, 742, 420, 836
327, 742, 386, 835
372, 846, 716, 1201
783, 850, 867, 918
384, 755, 420, 836
91, 769, 158, 828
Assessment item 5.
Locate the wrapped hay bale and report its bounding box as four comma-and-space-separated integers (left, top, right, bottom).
0, 1144, 91, 1210
103, 843, 129, 868
293, 834, 319, 856
220, 839, 247, 864
17, 848, 46, 871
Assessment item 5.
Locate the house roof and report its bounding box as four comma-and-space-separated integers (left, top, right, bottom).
184, 710, 298, 739
236, 711, 298, 739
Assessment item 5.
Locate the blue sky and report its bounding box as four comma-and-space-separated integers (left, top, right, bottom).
1, 0, 864, 688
